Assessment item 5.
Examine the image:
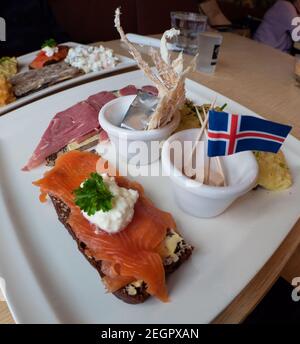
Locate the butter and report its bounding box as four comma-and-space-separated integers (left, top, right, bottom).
120, 91, 159, 130
126, 280, 143, 296
131, 280, 143, 288
125, 231, 184, 295
126, 285, 137, 296
165, 231, 182, 257
67, 134, 99, 151
124, 230, 192, 295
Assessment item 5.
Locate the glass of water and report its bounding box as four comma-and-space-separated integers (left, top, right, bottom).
171, 11, 207, 55
196, 32, 223, 74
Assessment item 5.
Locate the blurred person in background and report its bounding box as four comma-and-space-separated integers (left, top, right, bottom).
0, 0, 68, 56
254, 0, 300, 53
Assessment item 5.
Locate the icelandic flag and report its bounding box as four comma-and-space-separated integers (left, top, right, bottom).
207, 110, 292, 157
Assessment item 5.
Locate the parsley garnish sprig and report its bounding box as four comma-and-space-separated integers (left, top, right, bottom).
73, 173, 114, 215
41, 38, 57, 49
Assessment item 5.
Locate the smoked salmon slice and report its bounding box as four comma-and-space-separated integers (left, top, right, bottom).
29, 46, 69, 69
33, 151, 176, 302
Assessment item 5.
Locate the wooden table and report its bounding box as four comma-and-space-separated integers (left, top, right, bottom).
1, 32, 300, 324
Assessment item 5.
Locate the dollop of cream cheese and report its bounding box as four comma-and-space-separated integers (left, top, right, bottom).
42, 46, 58, 57
81, 174, 139, 234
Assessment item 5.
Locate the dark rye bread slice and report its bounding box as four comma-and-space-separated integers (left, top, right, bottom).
50, 195, 193, 304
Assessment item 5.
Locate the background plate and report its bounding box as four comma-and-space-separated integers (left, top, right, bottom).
0, 70, 299, 323
0, 42, 136, 116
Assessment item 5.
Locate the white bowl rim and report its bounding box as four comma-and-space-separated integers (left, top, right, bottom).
161, 128, 259, 199
98, 95, 181, 138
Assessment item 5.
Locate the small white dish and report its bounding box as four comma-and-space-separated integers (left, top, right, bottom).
161, 129, 259, 218
99, 95, 181, 165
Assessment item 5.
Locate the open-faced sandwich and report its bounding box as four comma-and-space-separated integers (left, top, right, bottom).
29, 39, 69, 70
0, 75, 16, 106
22, 84, 158, 170
5, 39, 120, 101
33, 150, 193, 303
0, 56, 18, 78
0, 57, 17, 107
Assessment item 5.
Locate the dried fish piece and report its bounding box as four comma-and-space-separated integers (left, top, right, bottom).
114, 8, 167, 97
114, 7, 196, 130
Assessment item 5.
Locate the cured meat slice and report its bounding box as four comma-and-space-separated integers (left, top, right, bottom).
23, 102, 99, 171
118, 85, 138, 96
87, 91, 117, 111
141, 85, 159, 96
23, 92, 117, 171
99, 130, 109, 142
34, 151, 175, 301
23, 85, 157, 171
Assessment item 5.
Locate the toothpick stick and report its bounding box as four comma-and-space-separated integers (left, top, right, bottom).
206, 97, 216, 183
215, 157, 227, 186
205, 156, 211, 185
195, 106, 204, 126
197, 104, 227, 186
201, 106, 211, 184
184, 115, 209, 182
211, 95, 217, 110
208, 97, 227, 186
195, 107, 207, 182
202, 105, 224, 185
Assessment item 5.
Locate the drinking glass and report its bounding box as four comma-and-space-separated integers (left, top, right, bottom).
196, 32, 223, 74
171, 11, 207, 55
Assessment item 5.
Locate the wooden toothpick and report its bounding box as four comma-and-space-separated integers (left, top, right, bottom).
196, 103, 227, 187
184, 115, 209, 182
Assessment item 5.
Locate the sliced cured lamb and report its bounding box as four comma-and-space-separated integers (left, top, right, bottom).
99, 130, 109, 142
23, 101, 100, 171
118, 85, 138, 96
87, 91, 117, 111
23, 85, 158, 171
141, 85, 159, 96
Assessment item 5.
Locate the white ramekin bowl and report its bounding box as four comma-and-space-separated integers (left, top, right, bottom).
99, 95, 181, 165
161, 129, 259, 218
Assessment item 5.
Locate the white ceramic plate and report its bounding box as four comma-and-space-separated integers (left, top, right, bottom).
0, 70, 300, 324
0, 42, 136, 116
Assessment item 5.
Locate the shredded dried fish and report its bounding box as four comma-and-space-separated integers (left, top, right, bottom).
114, 7, 196, 130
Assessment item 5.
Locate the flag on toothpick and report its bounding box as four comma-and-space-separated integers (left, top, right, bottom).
207, 110, 292, 157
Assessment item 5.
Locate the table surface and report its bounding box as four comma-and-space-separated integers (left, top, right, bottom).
1, 32, 300, 324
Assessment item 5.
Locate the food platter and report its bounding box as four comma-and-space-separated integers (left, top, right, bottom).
0, 42, 136, 116
0, 69, 300, 323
